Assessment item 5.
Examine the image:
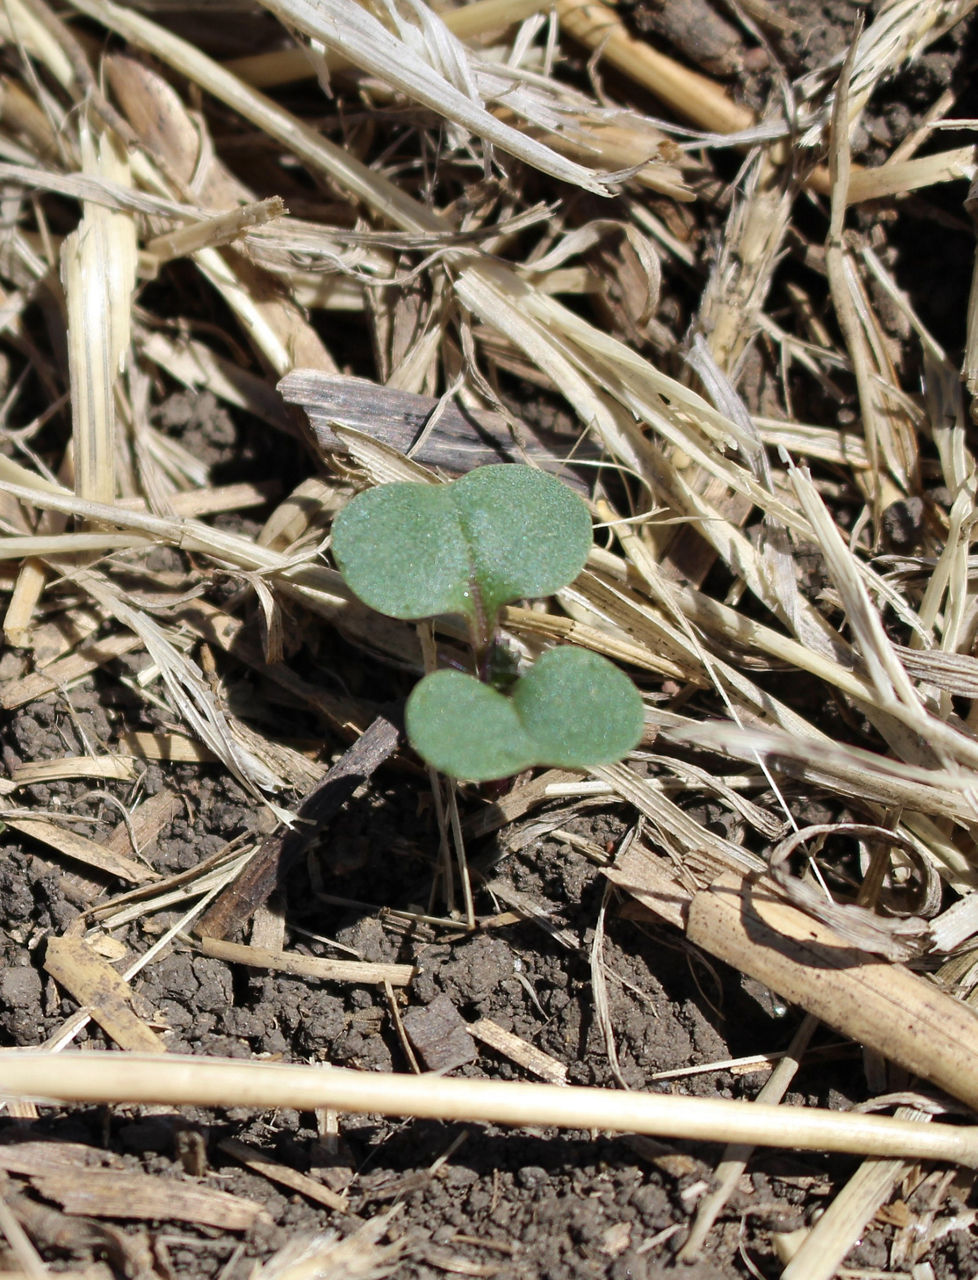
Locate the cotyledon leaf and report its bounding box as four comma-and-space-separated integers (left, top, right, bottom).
405, 646, 644, 780
331, 464, 592, 631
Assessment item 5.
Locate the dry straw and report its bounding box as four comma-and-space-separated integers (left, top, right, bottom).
2, 1050, 977, 1168
3, 0, 978, 1268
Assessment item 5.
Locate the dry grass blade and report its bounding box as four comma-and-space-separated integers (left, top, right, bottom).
594, 762, 764, 875
786, 465, 920, 712
229, 0, 551, 87
0, 160, 193, 217
62, 124, 137, 506
0, 815, 156, 884
824, 37, 918, 511
590, 883, 628, 1090
259, 0, 616, 195
106, 53, 337, 376
661, 718, 978, 841
66, 0, 442, 232
696, 150, 796, 377
72, 568, 291, 806
0, 476, 354, 621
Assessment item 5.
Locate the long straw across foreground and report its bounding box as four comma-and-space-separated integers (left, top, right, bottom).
1, 1051, 975, 1168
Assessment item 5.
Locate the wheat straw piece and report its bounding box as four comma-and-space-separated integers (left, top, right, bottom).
105, 53, 338, 376
197, 937, 414, 988
0, 0, 76, 90
686, 873, 978, 1113
44, 935, 165, 1055
10, 756, 136, 785
847, 144, 976, 204
144, 195, 287, 263
468, 1017, 569, 1086
1, 1051, 977, 1166
678, 1015, 820, 1262
555, 0, 753, 137
823, 44, 915, 512
217, 1137, 348, 1214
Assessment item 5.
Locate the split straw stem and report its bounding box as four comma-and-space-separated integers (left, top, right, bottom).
2, 1051, 976, 1167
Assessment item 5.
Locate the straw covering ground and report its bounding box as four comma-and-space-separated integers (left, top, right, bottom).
2, 0, 978, 1276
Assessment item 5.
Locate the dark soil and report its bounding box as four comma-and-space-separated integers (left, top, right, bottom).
3, 1, 978, 1278
0, 731, 853, 1280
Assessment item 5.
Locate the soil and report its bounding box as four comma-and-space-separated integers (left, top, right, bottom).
0, 734, 857, 1280
3, 2, 978, 1279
